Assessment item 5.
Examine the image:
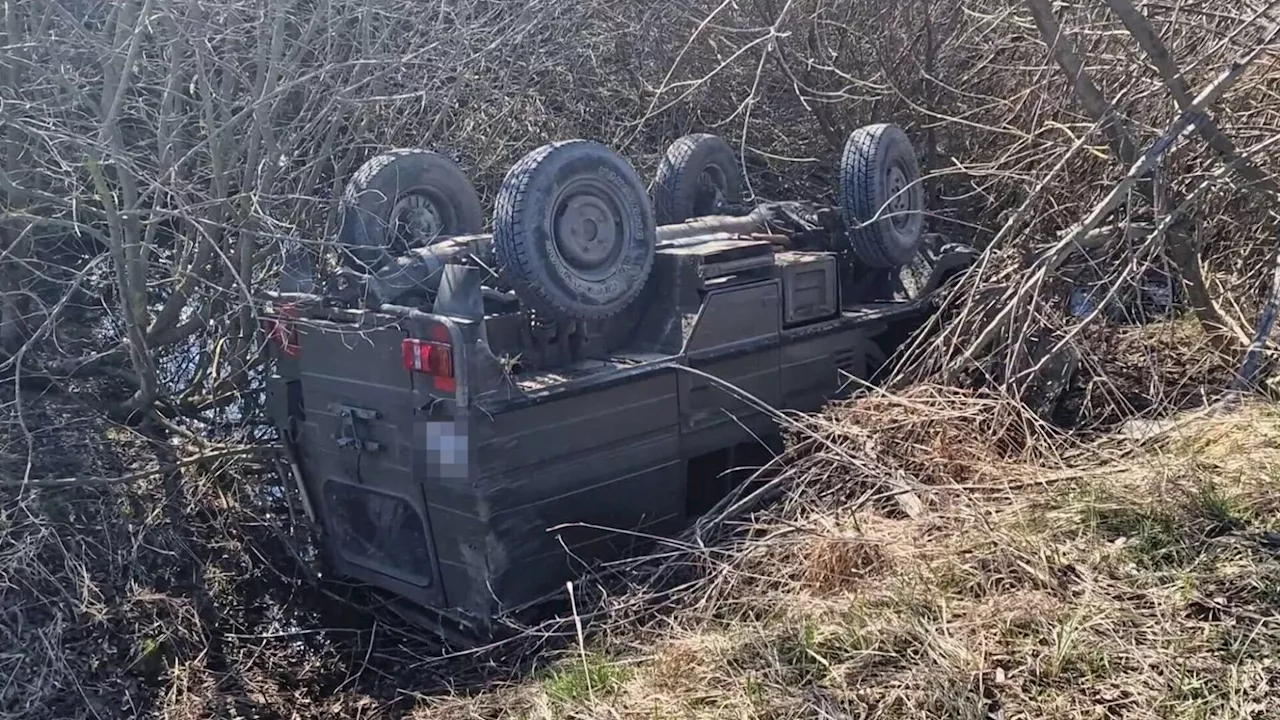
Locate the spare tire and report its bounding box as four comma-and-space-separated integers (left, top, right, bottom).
494, 140, 656, 321
839, 124, 927, 268
653, 133, 745, 224
338, 149, 484, 271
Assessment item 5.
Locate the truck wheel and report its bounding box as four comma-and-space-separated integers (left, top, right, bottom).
494, 140, 657, 321
653, 133, 744, 224
839, 124, 926, 268
338, 149, 484, 271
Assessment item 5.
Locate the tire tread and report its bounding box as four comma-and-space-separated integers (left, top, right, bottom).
338, 149, 483, 271
839, 123, 925, 268
653, 134, 742, 224
493, 140, 656, 320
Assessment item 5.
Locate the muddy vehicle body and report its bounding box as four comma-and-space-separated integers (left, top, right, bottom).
261, 126, 976, 635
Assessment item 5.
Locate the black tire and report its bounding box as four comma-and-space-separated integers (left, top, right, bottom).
839, 124, 926, 268
338, 149, 484, 271
653, 133, 745, 224
494, 140, 657, 321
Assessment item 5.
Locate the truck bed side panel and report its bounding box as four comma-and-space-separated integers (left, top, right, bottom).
779, 325, 884, 413
427, 371, 684, 617
678, 350, 781, 458
680, 280, 783, 457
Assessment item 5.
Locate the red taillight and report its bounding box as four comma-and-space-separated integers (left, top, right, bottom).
402, 337, 456, 392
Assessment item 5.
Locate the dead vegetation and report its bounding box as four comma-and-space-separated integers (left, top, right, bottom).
433, 395, 1280, 719
5, 0, 1280, 717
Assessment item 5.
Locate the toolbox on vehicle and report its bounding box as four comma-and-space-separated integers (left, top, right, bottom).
776, 251, 839, 327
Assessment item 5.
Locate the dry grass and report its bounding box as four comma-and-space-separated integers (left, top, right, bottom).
412, 394, 1280, 720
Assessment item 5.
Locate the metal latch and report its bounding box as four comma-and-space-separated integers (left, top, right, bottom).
331, 404, 382, 452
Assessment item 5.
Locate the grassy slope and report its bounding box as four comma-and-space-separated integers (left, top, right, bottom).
425, 396, 1280, 720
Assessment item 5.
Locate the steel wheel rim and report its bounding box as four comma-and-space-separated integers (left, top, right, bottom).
695, 166, 728, 215
550, 176, 628, 281
887, 165, 912, 230
391, 192, 448, 246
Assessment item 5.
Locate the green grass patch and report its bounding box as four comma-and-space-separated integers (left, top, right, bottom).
1071, 478, 1257, 570
541, 651, 629, 707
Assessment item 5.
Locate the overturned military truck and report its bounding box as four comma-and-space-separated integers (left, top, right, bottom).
260, 124, 977, 636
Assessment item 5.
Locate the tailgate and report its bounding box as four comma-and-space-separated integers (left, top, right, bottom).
293, 317, 448, 607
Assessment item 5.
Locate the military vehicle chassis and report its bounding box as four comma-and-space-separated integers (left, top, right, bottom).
259, 126, 976, 638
